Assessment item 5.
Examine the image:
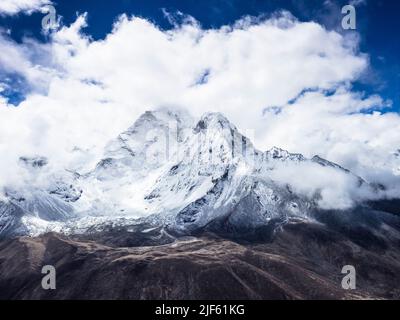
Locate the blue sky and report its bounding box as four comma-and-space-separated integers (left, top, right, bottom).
0, 0, 400, 198
0, 0, 399, 110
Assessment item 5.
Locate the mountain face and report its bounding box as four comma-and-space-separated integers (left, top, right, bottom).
0, 109, 395, 239
1, 109, 400, 300
2, 219, 400, 300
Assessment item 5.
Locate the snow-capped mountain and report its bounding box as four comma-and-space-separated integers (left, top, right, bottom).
0, 109, 385, 238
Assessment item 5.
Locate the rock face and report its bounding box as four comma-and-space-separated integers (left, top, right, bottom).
1, 217, 400, 300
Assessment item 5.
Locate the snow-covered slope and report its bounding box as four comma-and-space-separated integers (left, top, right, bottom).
0, 109, 383, 238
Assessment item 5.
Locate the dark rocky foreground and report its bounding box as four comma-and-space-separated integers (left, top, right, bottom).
1, 216, 400, 300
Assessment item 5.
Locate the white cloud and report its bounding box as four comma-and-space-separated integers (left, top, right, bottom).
259, 88, 400, 192
350, 0, 367, 7
0, 12, 399, 207
0, 0, 52, 16
268, 160, 378, 210
0, 34, 53, 92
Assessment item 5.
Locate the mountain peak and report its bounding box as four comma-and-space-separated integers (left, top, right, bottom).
194, 112, 236, 133
19, 156, 48, 169
266, 147, 305, 162
312, 155, 348, 170
125, 108, 193, 135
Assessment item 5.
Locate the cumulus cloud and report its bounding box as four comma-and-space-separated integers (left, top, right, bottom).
0, 34, 53, 93
0, 11, 399, 208
260, 88, 400, 191
268, 160, 377, 210
0, 0, 52, 16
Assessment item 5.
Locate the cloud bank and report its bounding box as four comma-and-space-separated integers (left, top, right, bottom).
0, 0, 52, 16
0, 11, 399, 207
